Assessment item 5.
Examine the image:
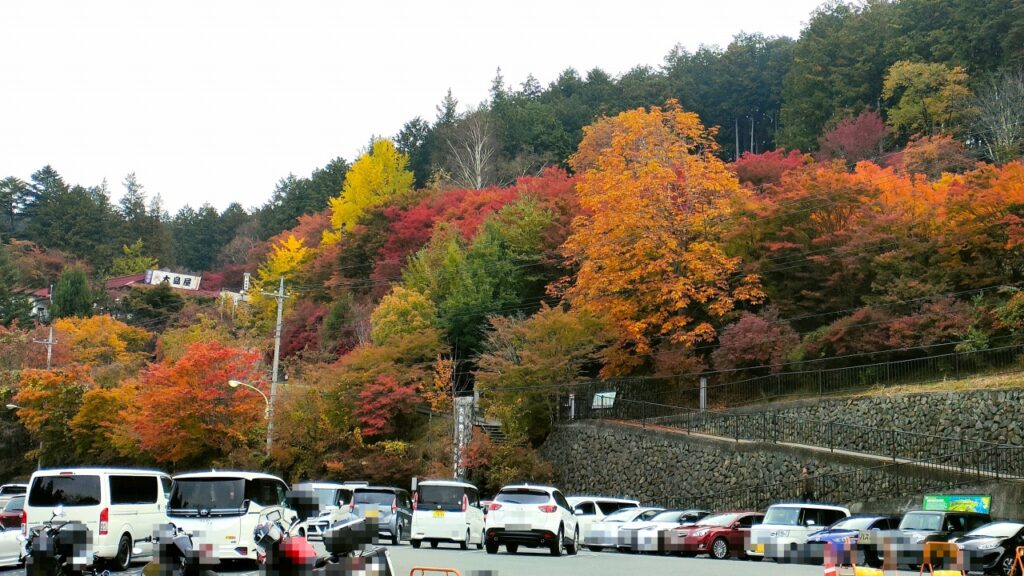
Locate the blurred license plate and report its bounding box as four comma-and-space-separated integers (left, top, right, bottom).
365, 509, 380, 518
754, 544, 765, 554
433, 510, 445, 518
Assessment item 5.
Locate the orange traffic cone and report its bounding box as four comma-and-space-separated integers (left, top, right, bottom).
824, 562, 838, 576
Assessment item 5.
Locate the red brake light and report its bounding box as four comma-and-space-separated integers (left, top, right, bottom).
391, 497, 397, 514
99, 507, 109, 535
488, 502, 502, 511
412, 492, 418, 511
538, 505, 557, 513
461, 495, 468, 513
20, 511, 26, 536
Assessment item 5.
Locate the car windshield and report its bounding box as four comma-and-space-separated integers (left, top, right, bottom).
604, 508, 647, 522
764, 507, 802, 526
968, 522, 1024, 539
900, 513, 943, 531
354, 490, 395, 506
830, 517, 878, 531
419, 485, 464, 508
169, 478, 246, 511
313, 488, 338, 509
697, 513, 739, 527
651, 510, 687, 522
3, 497, 23, 512
495, 490, 549, 505
29, 475, 101, 507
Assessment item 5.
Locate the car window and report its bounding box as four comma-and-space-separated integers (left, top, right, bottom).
575, 502, 597, 515
553, 491, 571, 510
160, 477, 172, 499
964, 516, 990, 532
337, 488, 354, 506
0, 486, 25, 496
467, 488, 479, 506
354, 490, 396, 506
944, 515, 965, 532
900, 513, 943, 531
245, 479, 287, 507
419, 485, 464, 509
821, 509, 846, 526
739, 514, 761, 528
639, 510, 661, 521
29, 475, 101, 507
495, 489, 549, 505
3, 497, 24, 512
110, 475, 159, 505
764, 507, 801, 526
800, 509, 822, 526
599, 501, 637, 514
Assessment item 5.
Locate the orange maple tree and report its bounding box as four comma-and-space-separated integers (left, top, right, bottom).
129, 341, 267, 467
562, 100, 764, 374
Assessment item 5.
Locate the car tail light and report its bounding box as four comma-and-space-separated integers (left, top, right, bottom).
412, 492, 418, 511
99, 507, 109, 535
349, 501, 355, 513
391, 497, 397, 514
488, 502, 502, 511
20, 511, 27, 536
461, 495, 468, 513
538, 505, 557, 513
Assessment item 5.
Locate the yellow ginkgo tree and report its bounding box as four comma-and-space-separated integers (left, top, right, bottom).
249, 234, 311, 327
324, 139, 414, 244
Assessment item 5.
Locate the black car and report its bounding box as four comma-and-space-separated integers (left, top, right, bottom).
953, 521, 1024, 576
863, 510, 991, 568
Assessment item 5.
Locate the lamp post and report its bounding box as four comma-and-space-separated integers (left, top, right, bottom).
227, 380, 272, 455
6, 404, 42, 469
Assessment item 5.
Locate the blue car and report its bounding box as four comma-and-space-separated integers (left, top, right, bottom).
805, 515, 901, 565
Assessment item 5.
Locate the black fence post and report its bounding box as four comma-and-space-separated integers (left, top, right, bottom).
817, 370, 823, 396
955, 351, 961, 380
891, 429, 897, 463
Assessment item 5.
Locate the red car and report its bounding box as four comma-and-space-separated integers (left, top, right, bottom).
667, 511, 764, 559
0, 496, 23, 529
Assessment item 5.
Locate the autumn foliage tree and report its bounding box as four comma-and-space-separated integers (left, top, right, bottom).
326, 139, 415, 241
13, 367, 94, 466
130, 341, 267, 468
563, 101, 764, 374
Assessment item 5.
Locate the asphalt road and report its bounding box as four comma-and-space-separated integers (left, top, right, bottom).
0, 545, 926, 576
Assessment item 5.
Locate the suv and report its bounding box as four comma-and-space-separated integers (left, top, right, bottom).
862, 510, 991, 568
484, 484, 579, 556
349, 486, 412, 545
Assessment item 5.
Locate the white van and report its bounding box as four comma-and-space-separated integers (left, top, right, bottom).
23, 468, 172, 570
747, 502, 850, 561
167, 471, 293, 561
410, 480, 484, 550
567, 496, 640, 544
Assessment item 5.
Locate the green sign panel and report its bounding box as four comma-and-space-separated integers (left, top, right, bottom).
923, 494, 991, 514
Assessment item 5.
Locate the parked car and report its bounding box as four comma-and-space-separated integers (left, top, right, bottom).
168, 470, 293, 562
668, 511, 764, 559
864, 509, 992, 568
0, 496, 23, 529
349, 486, 413, 545
484, 484, 579, 556
804, 515, 900, 565
584, 507, 664, 552
410, 480, 485, 550
567, 496, 639, 546
0, 523, 20, 568
616, 509, 711, 554
298, 481, 368, 541
747, 502, 851, 562
24, 467, 172, 571
0, 484, 26, 510
951, 521, 1024, 576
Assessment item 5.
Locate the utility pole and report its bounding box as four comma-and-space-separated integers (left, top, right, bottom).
33, 285, 56, 369
735, 117, 740, 160
262, 276, 286, 454
750, 115, 755, 154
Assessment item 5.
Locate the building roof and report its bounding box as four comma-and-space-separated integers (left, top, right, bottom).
105, 273, 148, 290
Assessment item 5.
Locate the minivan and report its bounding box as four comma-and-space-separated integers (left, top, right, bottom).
410, 480, 484, 550
167, 471, 293, 561
23, 468, 172, 570
747, 502, 851, 562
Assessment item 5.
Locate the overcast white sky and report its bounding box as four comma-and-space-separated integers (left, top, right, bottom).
0, 0, 823, 213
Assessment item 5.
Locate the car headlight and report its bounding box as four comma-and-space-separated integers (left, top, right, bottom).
977, 541, 1001, 550
911, 534, 926, 544
772, 530, 789, 537
694, 529, 709, 538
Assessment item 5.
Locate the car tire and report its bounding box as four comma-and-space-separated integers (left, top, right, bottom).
391, 524, 402, 546
506, 543, 519, 554
113, 533, 132, 571
568, 527, 579, 555
486, 541, 498, 554
460, 529, 470, 550
748, 555, 763, 562
476, 530, 484, 550
430, 541, 439, 549
587, 545, 604, 552
411, 539, 421, 549
711, 537, 730, 560
550, 527, 565, 557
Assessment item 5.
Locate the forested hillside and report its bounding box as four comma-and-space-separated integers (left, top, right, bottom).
2, 0, 1024, 489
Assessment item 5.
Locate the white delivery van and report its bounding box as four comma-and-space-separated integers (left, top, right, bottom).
747, 502, 850, 562
167, 471, 293, 561
23, 468, 172, 570
410, 480, 485, 550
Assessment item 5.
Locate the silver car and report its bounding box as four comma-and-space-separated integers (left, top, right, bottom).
349, 486, 413, 545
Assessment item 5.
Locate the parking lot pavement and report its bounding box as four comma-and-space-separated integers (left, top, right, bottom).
0, 547, 926, 576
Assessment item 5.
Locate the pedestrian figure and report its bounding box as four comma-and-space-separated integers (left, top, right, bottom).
801, 466, 815, 502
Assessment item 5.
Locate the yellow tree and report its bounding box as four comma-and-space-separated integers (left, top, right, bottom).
882, 61, 972, 138
250, 234, 310, 326
563, 101, 764, 374
325, 139, 414, 243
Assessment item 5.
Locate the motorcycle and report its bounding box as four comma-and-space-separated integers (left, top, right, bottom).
140, 523, 218, 576
320, 516, 394, 576
254, 512, 394, 576
20, 505, 109, 576
253, 509, 318, 576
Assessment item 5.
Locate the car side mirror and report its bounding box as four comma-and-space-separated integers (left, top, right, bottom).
52, 505, 65, 518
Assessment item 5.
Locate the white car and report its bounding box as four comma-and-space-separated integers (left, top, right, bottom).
0, 485, 26, 510
583, 507, 664, 551
298, 481, 367, 541
484, 484, 579, 556
167, 471, 294, 561
0, 524, 21, 567
747, 502, 850, 561
567, 496, 639, 546
410, 480, 485, 550
616, 509, 710, 553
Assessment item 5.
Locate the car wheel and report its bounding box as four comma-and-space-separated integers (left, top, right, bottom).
460, 529, 470, 551
587, 545, 604, 552
391, 524, 401, 546
711, 537, 730, 560
411, 539, 421, 549
486, 541, 498, 554
1001, 553, 1015, 576
550, 527, 565, 557
476, 530, 484, 550
506, 543, 519, 554
430, 541, 439, 549
113, 533, 132, 571
568, 527, 579, 555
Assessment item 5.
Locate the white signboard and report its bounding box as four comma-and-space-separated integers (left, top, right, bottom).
145, 269, 202, 290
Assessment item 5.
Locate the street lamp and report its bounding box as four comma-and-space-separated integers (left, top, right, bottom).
227, 380, 272, 455
6, 404, 42, 469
